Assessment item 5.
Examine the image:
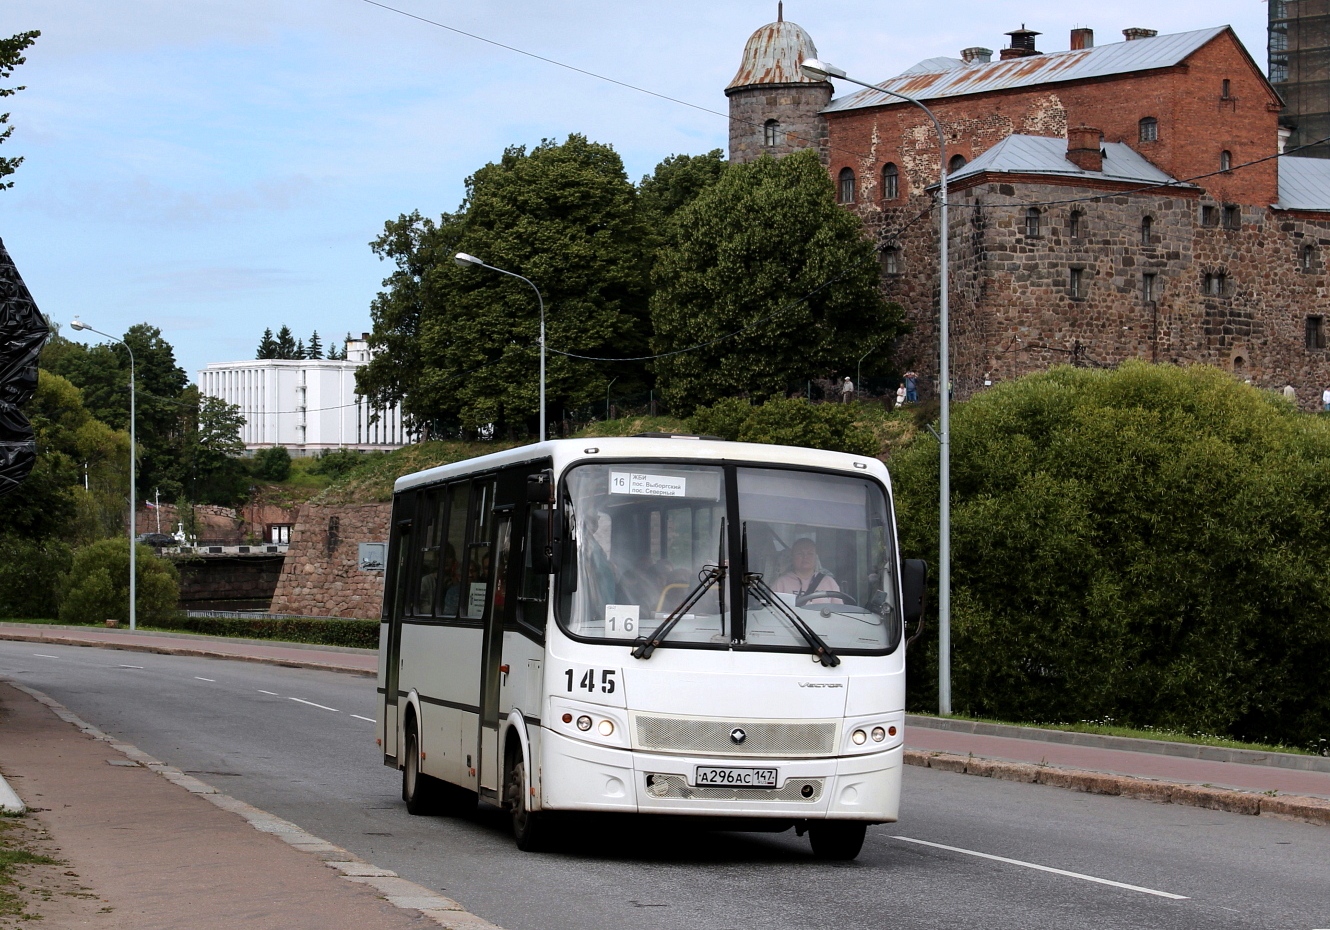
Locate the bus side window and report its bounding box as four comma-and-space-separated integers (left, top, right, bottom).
462, 478, 495, 618
517, 504, 549, 635
439, 482, 469, 617
414, 489, 444, 616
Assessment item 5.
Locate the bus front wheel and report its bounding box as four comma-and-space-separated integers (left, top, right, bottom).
808, 821, 867, 860
402, 720, 437, 815
506, 751, 548, 851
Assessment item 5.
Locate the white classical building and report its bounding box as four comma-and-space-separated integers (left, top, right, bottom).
198, 335, 412, 455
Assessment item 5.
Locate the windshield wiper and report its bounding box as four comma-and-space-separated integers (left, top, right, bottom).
741, 523, 840, 668
632, 518, 727, 661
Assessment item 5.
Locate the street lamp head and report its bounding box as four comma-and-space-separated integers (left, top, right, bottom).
454, 252, 485, 268
69, 318, 89, 331
800, 58, 846, 80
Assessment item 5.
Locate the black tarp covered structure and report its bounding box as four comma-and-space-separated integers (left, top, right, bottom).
0, 236, 48, 497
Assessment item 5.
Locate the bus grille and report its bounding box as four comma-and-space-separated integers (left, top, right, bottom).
644, 774, 823, 802
633, 716, 837, 757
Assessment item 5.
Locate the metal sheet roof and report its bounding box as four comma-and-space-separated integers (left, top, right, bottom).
727, 19, 825, 90
946, 134, 1184, 187
1277, 157, 1330, 210
824, 26, 1229, 112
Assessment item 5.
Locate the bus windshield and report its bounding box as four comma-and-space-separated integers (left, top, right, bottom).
557, 462, 898, 654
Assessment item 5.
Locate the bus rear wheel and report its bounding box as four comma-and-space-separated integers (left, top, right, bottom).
808, 821, 867, 860
505, 752, 547, 851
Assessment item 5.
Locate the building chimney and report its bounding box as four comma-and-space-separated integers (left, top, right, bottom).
1066, 126, 1103, 172
1122, 28, 1157, 41
1070, 28, 1093, 50
1001, 25, 1042, 59
961, 47, 994, 64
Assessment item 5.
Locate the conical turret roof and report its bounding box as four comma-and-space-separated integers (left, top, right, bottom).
727, 5, 824, 90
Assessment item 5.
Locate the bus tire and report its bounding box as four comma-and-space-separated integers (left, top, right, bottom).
402, 719, 438, 815
808, 821, 867, 860
506, 751, 547, 851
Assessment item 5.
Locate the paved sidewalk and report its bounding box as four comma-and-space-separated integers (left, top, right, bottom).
0, 680, 504, 929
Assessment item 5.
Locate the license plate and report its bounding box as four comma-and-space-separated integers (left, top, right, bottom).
694, 766, 778, 788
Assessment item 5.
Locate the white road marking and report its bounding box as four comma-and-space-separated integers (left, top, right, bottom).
118, 665, 145, 669
256, 690, 278, 695
350, 714, 375, 723
289, 697, 339, 713
33, 654, 58, 658
891, 836, 1189, 900
194, 677, 215, 682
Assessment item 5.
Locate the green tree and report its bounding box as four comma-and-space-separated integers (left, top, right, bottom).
638, 149, 726, 228
650, 150, 906, 413
59, 538, 180, 626
256, 328, 278, 359
0, 29, 39, 190
690, 396, 878, 456
890, 363, 1330, 748
307, 330, 323, 359
0, 535, 72, 619
180, 389, 248, 505
358, 134, 653, 436
274, 325, 297, 359
254, 445, 291, 482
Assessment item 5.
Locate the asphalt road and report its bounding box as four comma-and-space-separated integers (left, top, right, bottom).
2, 640, 1327, 930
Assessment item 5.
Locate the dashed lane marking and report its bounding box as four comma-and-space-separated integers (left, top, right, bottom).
118, 665, 145, 669
257, 689, 278, 695
33, 654, 58, 658
290, 697, 339, 712
891, 836, 1190, 900
194, 677, 216, 682
350, 715, 375, 723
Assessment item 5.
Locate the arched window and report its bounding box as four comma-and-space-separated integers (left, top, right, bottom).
882, 163, 899, 199
948, 154, 968, 174
1139, 117, 1158, 143
1221, 149, 1232, 172
764, 119, 779, 148
1141, 216, 1153, 246
1302, 244, 1316, 272
882, 247, 901, 275
1025, 207, 1041, 238
838, 167, 856, 204
1069, 210, 1084, 239
1222, 79, 1232, 99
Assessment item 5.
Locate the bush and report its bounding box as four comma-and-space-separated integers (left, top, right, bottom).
0, 535, 73, 619
254, 445, 292, 481
59, 538, 180, 626
891, 363, 1330, 749
309, 449, 365, 480
145, 614, 379, 648
689, 396, 879, 456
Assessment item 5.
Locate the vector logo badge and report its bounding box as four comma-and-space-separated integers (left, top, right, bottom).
729, 728, 747, 745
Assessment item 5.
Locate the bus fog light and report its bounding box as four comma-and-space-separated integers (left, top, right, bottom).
852, 729, 867, 745
871, 727, 886, 742
561, 713, 573, 724
597, 719, 615, 737
576, 715, 592, 731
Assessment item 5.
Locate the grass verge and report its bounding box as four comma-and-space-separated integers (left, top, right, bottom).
0, 816, 56, 921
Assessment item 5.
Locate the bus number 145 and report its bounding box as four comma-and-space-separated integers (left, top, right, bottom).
565, 668, 616, 694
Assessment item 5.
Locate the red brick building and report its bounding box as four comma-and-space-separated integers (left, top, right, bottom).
728, 18, 1330, 404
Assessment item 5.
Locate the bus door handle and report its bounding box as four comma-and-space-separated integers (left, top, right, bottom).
500, 664, 510, 684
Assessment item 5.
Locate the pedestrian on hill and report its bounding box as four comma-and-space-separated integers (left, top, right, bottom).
895, 382, 907, 409
841, 376, 854, 403
1283, 384, 1297, 403
904, 371, 918, 403
1323, 386, 1330, 412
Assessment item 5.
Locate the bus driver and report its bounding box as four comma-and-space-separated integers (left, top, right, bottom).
772, 537, 841, 604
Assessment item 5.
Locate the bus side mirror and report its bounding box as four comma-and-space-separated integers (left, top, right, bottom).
529, 508, 553, 574
901, 559, 928, 625
527, 470, 554, 504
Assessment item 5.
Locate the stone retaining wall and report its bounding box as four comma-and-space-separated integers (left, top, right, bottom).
267, 502, 391, 619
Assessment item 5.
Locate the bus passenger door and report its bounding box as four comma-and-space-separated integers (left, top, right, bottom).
478, 513, 513, 797
384, 518, 411, 761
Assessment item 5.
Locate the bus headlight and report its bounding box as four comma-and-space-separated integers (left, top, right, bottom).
597, 719, 615, 737
852, 729, 868, 745
871, 727, 886, 742
576, 715, 593, 731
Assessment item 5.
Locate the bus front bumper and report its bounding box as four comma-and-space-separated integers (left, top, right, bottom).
539, 729, 901, 822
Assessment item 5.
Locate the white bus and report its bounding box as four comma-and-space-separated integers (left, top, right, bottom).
375, 435, 925, 859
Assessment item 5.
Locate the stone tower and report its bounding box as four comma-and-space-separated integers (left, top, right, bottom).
725, 4, 832, 164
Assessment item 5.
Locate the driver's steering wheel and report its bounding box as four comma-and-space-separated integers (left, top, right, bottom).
795, 590, 858, 608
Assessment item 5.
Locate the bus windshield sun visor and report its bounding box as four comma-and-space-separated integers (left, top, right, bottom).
632, 519, 727, 661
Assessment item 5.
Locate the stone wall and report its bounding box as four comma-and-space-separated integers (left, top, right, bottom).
175, 556, 285, 611
727, 81, 831, 165
267, 502, 391, 619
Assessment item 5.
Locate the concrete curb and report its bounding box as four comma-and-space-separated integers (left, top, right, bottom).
4, 680, 503, 930
904, 749, 1330, 827
0, 630, 375, 677
907, 713, 1330, 774
0, 621, 378, 655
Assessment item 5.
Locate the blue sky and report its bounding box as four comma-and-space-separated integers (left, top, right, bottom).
2, 1, 1268, 379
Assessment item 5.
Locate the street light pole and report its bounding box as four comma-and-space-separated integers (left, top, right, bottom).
801, 58, 952, 715
70, 318, 137, 631
454, 253, 547, 441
